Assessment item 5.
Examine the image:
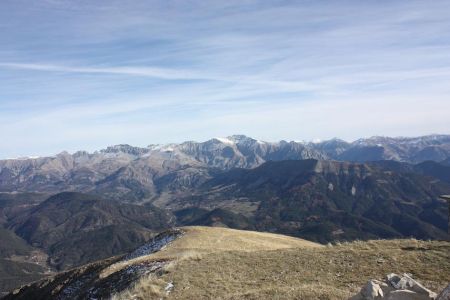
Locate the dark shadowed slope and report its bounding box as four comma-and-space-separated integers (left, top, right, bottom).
173, 160, 450, 243
7, 192, 174, 270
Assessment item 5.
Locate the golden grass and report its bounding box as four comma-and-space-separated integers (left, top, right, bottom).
112, 275, 167, 300
107, 227, 450, 300
161, 238, 450, 300
168, 226, 322, 252
102, 226, 321, 278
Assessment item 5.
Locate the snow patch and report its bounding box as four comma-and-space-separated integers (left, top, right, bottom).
162, 146, 174, 152
294, 140, 307, 144
165, 281, 174, 295
328, 183, 334, 191
148, 144, 162, 150
123, 229, 184, 261
214, 137, 235, 145
59, 273, 95, 299
6, 156, 41, 160
148, 144, 175, 152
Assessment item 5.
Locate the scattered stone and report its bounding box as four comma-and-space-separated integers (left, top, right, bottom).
353, 273, 439, 300
376, 258, 385, 264
387, 273, 413, 289
387, 273, 437, 299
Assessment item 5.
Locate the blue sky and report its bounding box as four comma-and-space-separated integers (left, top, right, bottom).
1, 0, 450, 158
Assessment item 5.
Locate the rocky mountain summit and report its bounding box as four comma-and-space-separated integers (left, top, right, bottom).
0, 134, 449, 202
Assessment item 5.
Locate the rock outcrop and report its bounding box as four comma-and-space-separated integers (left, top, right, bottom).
352, 273, 439, 300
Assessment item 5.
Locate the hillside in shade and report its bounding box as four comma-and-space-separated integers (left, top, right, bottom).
0, 192, 174, 295
170, 159, 450, 243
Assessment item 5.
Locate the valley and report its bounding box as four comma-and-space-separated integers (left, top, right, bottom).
0, 135, 449, 297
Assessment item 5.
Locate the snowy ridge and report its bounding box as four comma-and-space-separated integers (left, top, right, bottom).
123, 228, 184, 261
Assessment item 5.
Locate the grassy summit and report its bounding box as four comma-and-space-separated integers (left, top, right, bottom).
5, 226, 450, 300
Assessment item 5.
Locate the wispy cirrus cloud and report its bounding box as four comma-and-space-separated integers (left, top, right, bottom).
0, 0, 450, 158
0, 62, 201, 80
0, 62, 321, 93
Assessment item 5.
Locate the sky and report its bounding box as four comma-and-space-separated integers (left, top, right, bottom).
1, 0, 450, 158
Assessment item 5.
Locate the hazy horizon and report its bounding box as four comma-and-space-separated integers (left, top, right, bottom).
1, 1, 450, 158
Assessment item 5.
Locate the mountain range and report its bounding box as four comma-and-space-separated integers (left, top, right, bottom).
0, 134, 450, 295
1, 134, 449, 202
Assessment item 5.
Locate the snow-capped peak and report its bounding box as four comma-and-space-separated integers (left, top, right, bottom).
214, 137, 235, 145
148, 144, 175, 152
6, 155, 42, 160
294, 140, 308, 144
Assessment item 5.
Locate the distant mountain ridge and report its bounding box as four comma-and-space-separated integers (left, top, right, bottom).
5, 134, 450, 163
0, 134, 449, 201
1, 136, 450, 294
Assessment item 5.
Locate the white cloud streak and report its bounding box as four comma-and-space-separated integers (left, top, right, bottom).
0, 0, 450, 157
0, 62, 322, 94
0, 63, 202, 80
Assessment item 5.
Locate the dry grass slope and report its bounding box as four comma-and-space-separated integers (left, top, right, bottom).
103, 226, 321, 277
160, 226, 323, 252
113, 228, 450, 300
6, 227, 450, 300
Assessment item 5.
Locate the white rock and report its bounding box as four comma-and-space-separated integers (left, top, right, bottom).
387, 273, 414, 289
361, 280, 384, 299
387, 273, 437, 299
353, 274, 438, 300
